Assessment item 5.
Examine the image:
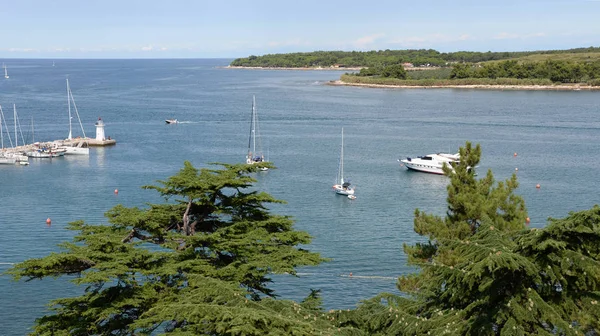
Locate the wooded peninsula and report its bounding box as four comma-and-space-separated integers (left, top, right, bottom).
230, 47, 600, 89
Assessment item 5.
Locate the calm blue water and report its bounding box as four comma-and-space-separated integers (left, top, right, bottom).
1, 59, 599, 334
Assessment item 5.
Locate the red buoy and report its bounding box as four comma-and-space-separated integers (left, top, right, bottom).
536, 184, 541, 189
349, 272, 353, 277
114, 189, 119, 194
526, 217, 531, 225
514, 152, 517, 157
46, 218, 52, 225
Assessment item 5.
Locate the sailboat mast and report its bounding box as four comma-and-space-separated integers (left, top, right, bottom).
252, 95, 257, 155
0, 106, 3, 150
14, 104, 17, 148
340, 128, 344, 184
31, 117, 34, 143
67, 78, 72, 140
247, 96, 254, 157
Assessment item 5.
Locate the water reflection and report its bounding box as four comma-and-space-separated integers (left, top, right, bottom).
64, 154, 90, 167
403, 170, 449, 188
94, 147, 106, 167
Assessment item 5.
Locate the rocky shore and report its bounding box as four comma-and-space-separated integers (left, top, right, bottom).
328, 80, 599, 91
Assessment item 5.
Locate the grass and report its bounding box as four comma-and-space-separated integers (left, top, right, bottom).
487, 52, 600, 64
406, 68, 452, 80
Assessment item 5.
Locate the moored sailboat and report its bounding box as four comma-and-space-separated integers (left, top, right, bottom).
245, 95, 269, 170
57, 78, 90, 155
332, 128, 355, 198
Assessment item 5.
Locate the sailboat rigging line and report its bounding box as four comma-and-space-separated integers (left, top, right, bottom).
66, 78, 87, 139
0, 105, 15, 149
247, 96, 254, 153
14, 105, 27, 147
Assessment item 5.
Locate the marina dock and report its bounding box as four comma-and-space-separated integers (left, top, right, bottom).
62, 138, 117, 147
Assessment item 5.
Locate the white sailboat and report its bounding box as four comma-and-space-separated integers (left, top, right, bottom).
0, 105, 28, 165
0, 105, 17, 165
245, 95, 268, 170
59, 78, 89, 155
3, 63, 8, 79
332, 128, 355, 198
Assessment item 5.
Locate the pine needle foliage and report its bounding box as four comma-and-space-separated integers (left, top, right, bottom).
341, 142, 600, 335
7, 162, 341, 335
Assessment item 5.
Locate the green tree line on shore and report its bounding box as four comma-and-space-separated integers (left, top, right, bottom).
352, 59, 600, 84
450, 59, 600, 83
7, 145, 600, 335
230, 47, 600, 68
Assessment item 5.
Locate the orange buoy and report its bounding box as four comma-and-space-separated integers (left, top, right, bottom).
514, 152, 517, 157
515, 168, 518, 171
114, 189, 119, 194
46, 218, 52, 225
526, 217, 531, 224
536, 184, 541, 189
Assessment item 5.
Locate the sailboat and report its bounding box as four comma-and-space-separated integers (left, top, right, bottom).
0, 105, 17, 165
59, 78, 89, 155
0, 105, 29, 165
3, 63, 8, 79
245, 95, 269, 170
332, 128, 355, 198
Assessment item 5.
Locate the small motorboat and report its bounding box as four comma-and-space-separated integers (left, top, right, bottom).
165, 119, 178, 124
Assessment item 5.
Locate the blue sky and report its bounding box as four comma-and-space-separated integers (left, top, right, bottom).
1, 0, 599, 58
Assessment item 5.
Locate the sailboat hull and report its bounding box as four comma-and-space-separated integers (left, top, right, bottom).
0, 157, 17, 165
333, 185, 355, 195
62, 146, 90, 155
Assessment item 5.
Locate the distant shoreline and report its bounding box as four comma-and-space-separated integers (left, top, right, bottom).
328, 80, 599, 91
224, 65, 363, 71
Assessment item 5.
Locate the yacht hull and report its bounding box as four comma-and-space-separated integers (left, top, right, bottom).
402, 161, 445, 175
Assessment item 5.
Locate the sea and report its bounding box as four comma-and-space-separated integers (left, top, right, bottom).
0, 58, 599, 334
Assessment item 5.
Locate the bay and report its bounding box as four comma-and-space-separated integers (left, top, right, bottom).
1, 59, 599, 334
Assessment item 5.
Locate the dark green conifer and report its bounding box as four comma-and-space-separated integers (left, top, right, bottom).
9, 162, 357, 335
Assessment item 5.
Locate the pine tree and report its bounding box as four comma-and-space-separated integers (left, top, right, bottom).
8, 162, 362, 335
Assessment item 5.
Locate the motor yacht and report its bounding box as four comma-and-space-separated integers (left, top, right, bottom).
399, 153, 460, 175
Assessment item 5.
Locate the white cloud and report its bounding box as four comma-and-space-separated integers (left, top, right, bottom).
141, 45, 154, 51
5, 48, 39, 52
353, 33, 385, 48
266, 39, 311, 48
494, 32, 546, 40
387, 34, 473, 48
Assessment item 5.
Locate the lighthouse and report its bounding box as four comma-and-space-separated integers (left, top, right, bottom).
95, 117, 106, 141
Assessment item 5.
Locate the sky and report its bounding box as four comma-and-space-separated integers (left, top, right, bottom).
1, 0, 599, 59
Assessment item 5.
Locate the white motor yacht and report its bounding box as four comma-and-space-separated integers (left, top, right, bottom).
399, 153, 460, 175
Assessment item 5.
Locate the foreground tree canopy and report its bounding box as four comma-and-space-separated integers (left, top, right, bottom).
8, 145, 600, 335
8, 162, 349, 335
